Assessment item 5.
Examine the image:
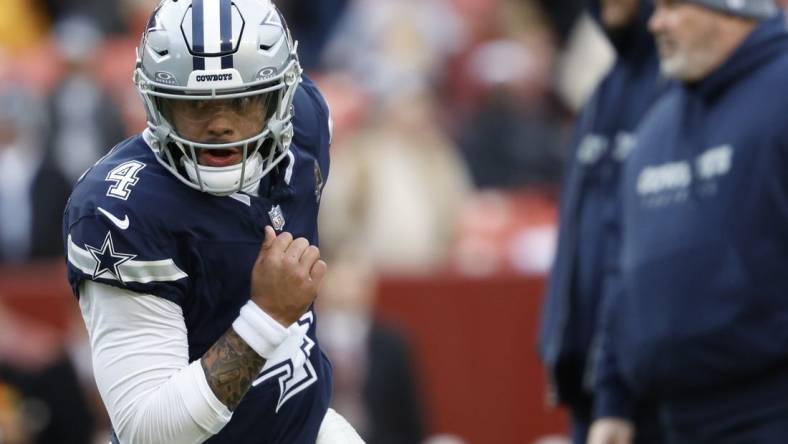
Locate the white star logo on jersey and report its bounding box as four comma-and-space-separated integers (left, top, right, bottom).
86, 232, 137, 284
252, 312, 318, 412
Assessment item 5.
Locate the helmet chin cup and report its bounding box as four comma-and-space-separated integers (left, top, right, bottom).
182, 151, 264, 196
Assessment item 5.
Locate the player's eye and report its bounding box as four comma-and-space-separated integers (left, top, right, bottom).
229, 97, 258, 112
187, 100, 210, 111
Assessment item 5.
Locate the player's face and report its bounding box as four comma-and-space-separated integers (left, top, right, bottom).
600, 0, 639, 30
164, 94, 275, 167
649, 0, 726, 82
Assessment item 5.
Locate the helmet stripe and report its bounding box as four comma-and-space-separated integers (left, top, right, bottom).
202, 0, 222, 70
220, 0, 234, 69
192, 0, 205, 70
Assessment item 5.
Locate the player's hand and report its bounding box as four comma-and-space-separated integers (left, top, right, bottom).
250, 226, 327, 327
588, 418, 634, 444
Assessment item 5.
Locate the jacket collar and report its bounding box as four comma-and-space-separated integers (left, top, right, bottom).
689, 13, 788, 100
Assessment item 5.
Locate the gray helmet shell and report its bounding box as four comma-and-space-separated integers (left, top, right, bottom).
134, 0, 302, 195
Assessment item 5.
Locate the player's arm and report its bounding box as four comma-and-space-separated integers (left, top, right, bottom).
199, 329, 265, 410
201, 226, 326, 409
82, 227, 326, 443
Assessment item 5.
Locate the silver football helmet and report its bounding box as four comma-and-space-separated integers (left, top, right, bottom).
134, 0, 302, 195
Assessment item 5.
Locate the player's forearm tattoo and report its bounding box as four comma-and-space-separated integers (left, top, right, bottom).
201, 328, 265, 411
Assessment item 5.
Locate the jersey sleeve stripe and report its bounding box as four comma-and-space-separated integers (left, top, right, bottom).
68, 235, 189, 284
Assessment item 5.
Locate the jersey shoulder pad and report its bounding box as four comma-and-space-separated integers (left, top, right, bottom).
292, 75, 332, 158
64, 136, 189, 304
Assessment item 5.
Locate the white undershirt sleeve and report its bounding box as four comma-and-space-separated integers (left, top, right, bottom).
79, 280, 233, 444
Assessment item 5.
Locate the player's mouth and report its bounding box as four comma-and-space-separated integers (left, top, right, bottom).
199, 148, 244, 167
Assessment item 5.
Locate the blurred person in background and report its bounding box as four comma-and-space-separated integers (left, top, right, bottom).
0, 300, 94, 444
318, 259, 427, 444
537, 0, 664, 443
318, 90, 471, 273
0, 88, 70, 262
44, 16, 126, 186
321, 0, 466, 102
457, 35, 566, 189
0, 0, 49, 53
41, 0, 127, 36
535, 0, 587, 46
0, 60, 97, 444
589, 1, 788, 442
277, 0, 350, 71
0, 379, 28, 444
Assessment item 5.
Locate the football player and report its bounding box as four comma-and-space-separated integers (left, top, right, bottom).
63, 1, 362, 443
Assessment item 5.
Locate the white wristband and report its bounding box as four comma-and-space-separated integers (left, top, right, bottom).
232, 301, 289, 359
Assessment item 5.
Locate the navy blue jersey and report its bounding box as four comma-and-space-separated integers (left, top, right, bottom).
63, 78, 333, 443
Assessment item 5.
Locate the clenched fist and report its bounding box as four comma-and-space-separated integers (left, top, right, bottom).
250, 226, 327, 327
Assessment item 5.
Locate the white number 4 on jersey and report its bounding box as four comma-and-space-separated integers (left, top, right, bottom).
106, 161, 146, 200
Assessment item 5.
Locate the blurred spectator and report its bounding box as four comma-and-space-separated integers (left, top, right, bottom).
44, 16, 126, 185
535, 0, 586, 46
319, 89, 471, 273
0, 360, 95, 444
322, 0, 466, 101
0, 380, 28, 444
0, 89, 70, 262
0, 0, 49, 53
318, 260, 427, 444
314, 73, 370, 146
41, 0, 127, 36
277, 0, 351, 71
457, 38, 567, 189
0, 302, 94, 444
538, 0, 665, 442
554, 14, 615, 111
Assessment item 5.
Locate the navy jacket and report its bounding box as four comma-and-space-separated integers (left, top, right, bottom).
539, 0, 662, 405
596, 15, 788, 418
64, 76, 334, 443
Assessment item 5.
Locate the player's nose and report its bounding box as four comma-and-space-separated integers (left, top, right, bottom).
203, 114, 236, 140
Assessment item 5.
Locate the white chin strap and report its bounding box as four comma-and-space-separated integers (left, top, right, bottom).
183, 152, 264, 195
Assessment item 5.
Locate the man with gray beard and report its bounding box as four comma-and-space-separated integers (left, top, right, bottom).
588, 1, 788, 443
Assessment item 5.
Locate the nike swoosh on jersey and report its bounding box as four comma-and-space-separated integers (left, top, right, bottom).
98, 207, 130, 230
